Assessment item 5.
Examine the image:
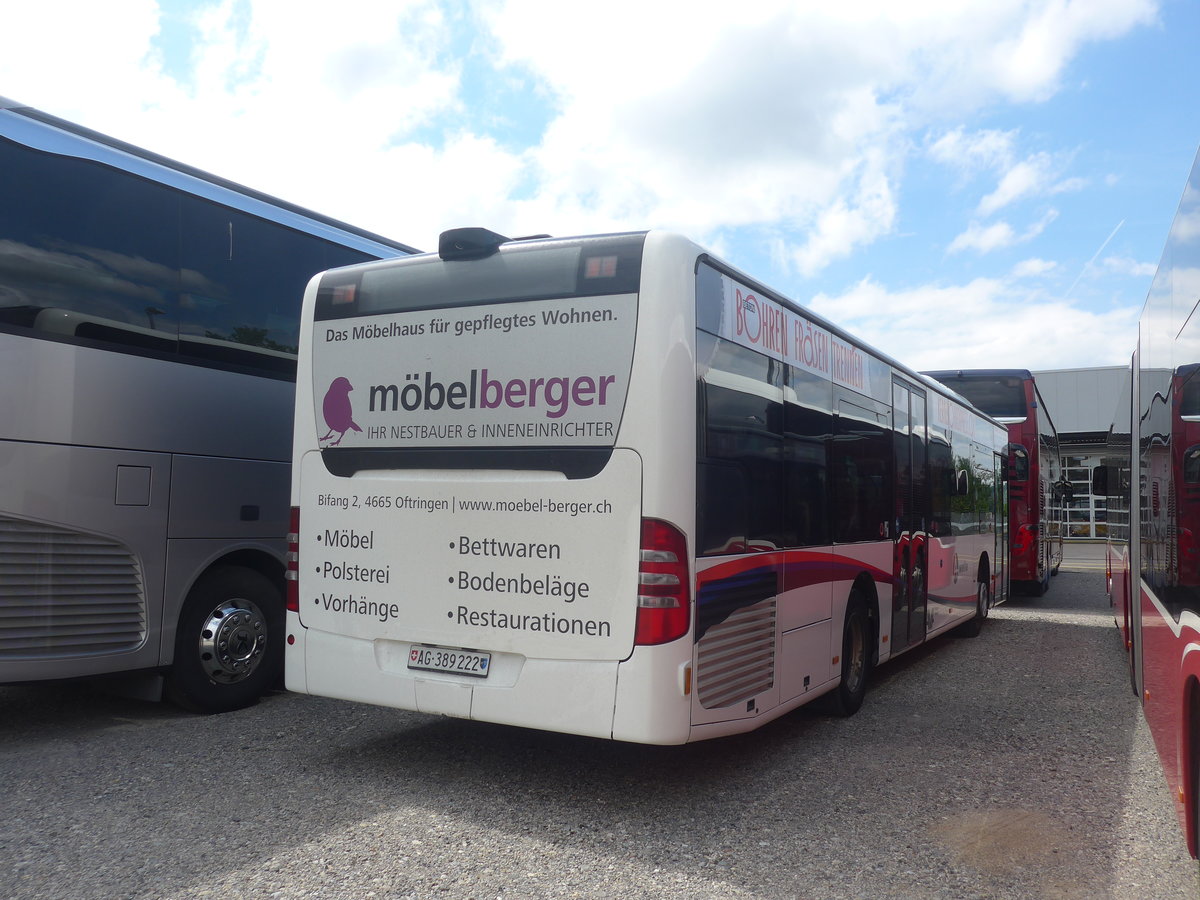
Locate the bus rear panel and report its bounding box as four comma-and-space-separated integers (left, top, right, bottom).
288, 233, 703, 742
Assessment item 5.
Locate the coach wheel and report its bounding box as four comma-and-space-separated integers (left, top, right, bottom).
826, 591, 870, 717
167, 566, 284, 713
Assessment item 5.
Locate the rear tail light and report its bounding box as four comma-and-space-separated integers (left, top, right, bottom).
635, 518, 691, 645
286, 506, 300, 612
1013, 524, 1035, 556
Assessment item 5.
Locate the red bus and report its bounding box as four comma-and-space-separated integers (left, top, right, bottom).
923, 369, 1063, 595
1097, 146, 1200, 858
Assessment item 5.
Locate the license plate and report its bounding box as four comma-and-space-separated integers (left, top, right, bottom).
407, 645, 491, 678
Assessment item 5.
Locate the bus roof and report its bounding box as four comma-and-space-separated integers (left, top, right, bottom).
0, 95, 420, 256
922, 368, 1035, 380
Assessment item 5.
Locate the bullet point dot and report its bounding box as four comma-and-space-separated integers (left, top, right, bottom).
447, 611, 453, 618
448, 576, 454, 583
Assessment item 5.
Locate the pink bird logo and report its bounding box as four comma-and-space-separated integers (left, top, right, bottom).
319, 376, 362, 447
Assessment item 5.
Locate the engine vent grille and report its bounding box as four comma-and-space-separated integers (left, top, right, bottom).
696, 597, 776, 709
0, 515, 146, 659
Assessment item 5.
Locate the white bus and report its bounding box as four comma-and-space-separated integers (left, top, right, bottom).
0, 98, 416, 712
287, 228, 1007, 743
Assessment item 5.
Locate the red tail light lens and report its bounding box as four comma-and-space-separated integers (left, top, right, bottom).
1013, 524, 1035, 555
286, 506, 300, 613
635, 518, 691, 645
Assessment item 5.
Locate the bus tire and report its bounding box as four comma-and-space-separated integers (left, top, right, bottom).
825, 591, 870, 717
957, 577, 990, 638
166, 566, 284, 713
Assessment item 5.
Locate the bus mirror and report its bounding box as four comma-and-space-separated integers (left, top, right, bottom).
1091, 465, 1109, 496
956, 470, 970, 496
439, 227, 511, 260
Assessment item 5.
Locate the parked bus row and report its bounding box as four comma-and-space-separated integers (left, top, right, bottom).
2, 103, 1065, 744
922, 369, 1064, 595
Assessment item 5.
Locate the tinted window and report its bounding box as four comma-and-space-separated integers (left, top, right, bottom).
699, 380, 785, 554
927, 374, 1027, 419
316, 234, 645, 320
0, 135, 180, 349
929, 436, 954, 537
1181, 370, 1200, 418
831, 401, 891, 543
179, 197, 372, 374
697, 331, 837, 555
0, 135, 377, 377
784, 367, 831, 546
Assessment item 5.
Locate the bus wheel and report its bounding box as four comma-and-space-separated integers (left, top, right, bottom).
167, 566, 284, 713
957, 579, 990, 638
825, 592, 870, 717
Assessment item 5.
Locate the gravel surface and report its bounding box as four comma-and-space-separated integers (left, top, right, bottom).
2, 552, 1198, 899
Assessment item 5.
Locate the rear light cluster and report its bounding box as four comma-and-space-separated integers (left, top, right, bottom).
1013, 523, 1036, 556
286, 506, 300, 613
635, 518, 691, 645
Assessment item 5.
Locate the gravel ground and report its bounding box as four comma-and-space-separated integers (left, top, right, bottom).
2, 552, 1198, 899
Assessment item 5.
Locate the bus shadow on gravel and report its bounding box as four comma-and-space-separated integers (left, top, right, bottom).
0, 679, 194, 744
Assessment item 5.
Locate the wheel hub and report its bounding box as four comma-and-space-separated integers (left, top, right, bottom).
198, 601, 267, 684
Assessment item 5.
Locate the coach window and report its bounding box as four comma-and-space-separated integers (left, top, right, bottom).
180, 198, 339, 375
831, 401, 891, 543
0, 137, 180, 352
783, 365, 831, 547
928, 433, 954, 537
696, 332, 785, 555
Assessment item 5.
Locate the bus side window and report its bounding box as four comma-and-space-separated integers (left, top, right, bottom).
831, 403, 891, 544
697, 460, 750, 554
699, 381, 785, 554
1184, 445, 1200, 484
0, 135, 181, 348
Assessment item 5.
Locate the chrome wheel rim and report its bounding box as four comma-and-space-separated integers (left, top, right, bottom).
198, 600, 268, 684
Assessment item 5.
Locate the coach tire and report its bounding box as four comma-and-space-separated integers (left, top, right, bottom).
827, 591, 870, 717
166, 566, 284, 714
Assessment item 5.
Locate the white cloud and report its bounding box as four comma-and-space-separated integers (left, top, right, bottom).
984, 0, 1158, 102
0, 0, 1163, 271
808, 275, 1139, 370
1012, 258, 1058, 278
1102, 256, 1157, 278
949, 209, 1058, 254
928, 127, 1017, 173
977, 154, 1053, 215
948, 221, 1017, 254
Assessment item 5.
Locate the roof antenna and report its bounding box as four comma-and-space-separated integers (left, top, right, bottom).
439, 227, 511, 260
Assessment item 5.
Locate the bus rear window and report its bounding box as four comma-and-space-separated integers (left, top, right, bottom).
316, 234, 645, 320
930, 375, 1027, 419
1180, 372, 1200, 418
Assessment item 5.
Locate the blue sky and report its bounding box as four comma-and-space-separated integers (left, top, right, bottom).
3, 0, 1196, 372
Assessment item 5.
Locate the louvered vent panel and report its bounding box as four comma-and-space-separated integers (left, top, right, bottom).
0, 515, 146, 658
696, 598, 776, 709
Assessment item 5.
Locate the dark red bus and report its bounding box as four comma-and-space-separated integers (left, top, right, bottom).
1096, 146, 1200, 858
923, 369, 1063, 595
